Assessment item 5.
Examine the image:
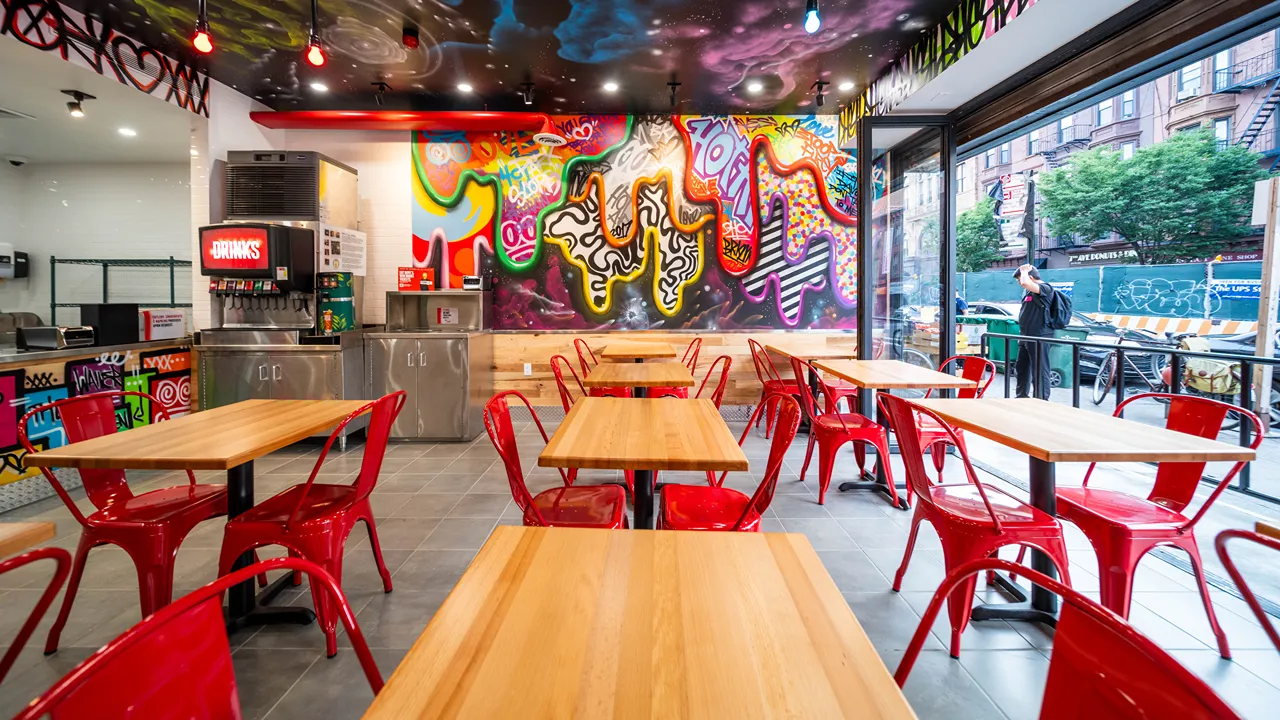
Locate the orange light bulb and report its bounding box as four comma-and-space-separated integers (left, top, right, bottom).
192, 29, 213, 54
306, 42, 326, 67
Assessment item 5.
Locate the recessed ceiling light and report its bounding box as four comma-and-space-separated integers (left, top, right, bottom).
897, 13, 910, 21
746, 81, 763, 94
118, 128, 137, 137
838, 81, 855, 92
851, 33, 859, 38
457, 82, 473, 92
190, 148, 199, 157
603, 81, 619, 93
310, 81, 328, 92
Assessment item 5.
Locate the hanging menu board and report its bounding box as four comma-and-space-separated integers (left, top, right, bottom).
318, 225, 367, 276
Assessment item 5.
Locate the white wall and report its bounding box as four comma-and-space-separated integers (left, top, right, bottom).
0, 162, 191, 326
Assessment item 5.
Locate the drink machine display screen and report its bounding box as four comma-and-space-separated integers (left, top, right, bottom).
198, 223, 315, 292
201, 226, 269, 272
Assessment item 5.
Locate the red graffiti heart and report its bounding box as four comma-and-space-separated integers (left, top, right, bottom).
112, 38, 166, 94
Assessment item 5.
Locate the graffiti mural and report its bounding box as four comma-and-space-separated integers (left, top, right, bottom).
0, 0, 210, 116
412, 115, 857, 330
0, 347, 192, 486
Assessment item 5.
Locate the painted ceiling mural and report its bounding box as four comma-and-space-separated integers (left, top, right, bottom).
55, 0, 959, 115
411, 114, 857, 330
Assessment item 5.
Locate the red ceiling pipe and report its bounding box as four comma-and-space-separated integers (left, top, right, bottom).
248, 110, 552, 132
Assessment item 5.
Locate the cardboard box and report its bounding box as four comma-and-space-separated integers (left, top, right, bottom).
139, 309, 187, 340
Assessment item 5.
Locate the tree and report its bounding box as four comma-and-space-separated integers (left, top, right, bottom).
1038, 129, 1265, 265
955, 197, 1004, 272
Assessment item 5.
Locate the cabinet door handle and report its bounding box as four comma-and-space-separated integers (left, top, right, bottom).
407, 352, 414, 367
259, 365, 267, 381
272, 365, 282, 380
419, 352, 426, 367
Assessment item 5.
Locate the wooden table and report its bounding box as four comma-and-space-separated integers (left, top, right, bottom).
0, 522, 56, 557
912, 397, 1256, 623
816, 360, 978, 509
25, 399, 368, 630
362, 526, 917, 720
1257, 522, 1280, 541
540, 398, 747, 529
583, 361, 695, 398
600, 341, 677, 363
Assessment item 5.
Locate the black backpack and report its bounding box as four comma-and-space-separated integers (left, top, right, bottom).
1045, 285, 1072, 331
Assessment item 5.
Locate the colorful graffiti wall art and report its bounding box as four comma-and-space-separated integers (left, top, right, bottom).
411, 114, 857, 330
0, 347, 191, 486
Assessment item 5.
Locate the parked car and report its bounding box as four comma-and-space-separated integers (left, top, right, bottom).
965, 302, 1166, 384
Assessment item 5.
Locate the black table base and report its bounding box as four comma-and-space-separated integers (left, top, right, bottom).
224, 461, 316, 633
969, 570, 1058, 628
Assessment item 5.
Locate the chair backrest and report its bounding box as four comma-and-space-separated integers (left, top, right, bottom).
0, 548, 70, 684
929, 356, 996, 400
681, 337, 702, 372
483, 391, 552, 526
896, 557, 1242, 719
1090, 393, 1260, 520
734, 397, 801, 530
573, 338, 598, 377
787, 356, 833, 424
1215, 529, 1280, 653
879, 394, 1002, 532
18, 390, 181, 523
14, 557, 382, 720
747, 338, 786, 385
694, 355, 732, 408
549, 354, 586, 412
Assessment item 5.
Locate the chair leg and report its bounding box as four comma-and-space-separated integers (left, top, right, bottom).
799, 433, 816, 482
930, 439, 949, 480
135, 558, 175, 619
893, 512, 924, 592
1096, 541, 1144, 620
815, 437, 842, 505
871, 432, 900, 507
1182, 537, 1231, 659
310, 549, 342, 658
363, 516, 394, 594
764, 394, 780, 439
45, 534, 94, 654
852, 443, 866, 476
938, 533, 990, 659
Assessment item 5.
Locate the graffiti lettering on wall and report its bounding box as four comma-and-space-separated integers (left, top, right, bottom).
1113, 279, 1223, 318
0, 0, 210, 116
411, 114, 857, 330
839, 0, 1039, 146
0, 348, 191, 486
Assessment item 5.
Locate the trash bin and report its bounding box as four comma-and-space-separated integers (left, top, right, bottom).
1048, 327, 1089, 389
974, 316, 1021, 364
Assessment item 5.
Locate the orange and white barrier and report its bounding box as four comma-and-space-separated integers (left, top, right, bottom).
1090, 314, 1257, 337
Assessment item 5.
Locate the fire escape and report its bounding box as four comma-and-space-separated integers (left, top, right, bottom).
1218, 49, 1280, 170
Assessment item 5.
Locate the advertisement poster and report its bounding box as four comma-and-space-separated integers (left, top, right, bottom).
318, 225, 367, 276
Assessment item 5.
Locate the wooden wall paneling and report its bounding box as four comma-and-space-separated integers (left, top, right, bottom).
492, 332, 858, 406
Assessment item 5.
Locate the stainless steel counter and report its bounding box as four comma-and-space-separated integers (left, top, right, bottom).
0, 338, 192, 367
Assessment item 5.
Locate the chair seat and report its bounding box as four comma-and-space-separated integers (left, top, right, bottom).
89, 484, 227, 524
929, 483, 1059, 527
813, 412, 882, 433
650, 386, 689, 399
228, 484, 358, 527
531, 485, 627, 528
587, 386, 632, 399
659, 484, 759, 531
918, 417, 963, 443
1056, 487, 1188, 531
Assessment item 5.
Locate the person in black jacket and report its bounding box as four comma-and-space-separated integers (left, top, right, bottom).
1014, 264, 1054, 400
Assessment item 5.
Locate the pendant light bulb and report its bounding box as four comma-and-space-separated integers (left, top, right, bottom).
304, 0, 325, 67
804, 0, 821, 34
192, 0, 213, 54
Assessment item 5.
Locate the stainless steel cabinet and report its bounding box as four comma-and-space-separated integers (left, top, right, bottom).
365, 332, 490, 441
271, 353, 339, 400
368, 337, 419, 438
200, 351, 346, 406
418, 336, 468, 439
203, 352, 269, 408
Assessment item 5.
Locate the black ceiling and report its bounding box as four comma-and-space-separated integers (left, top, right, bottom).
62, 0, 956, 114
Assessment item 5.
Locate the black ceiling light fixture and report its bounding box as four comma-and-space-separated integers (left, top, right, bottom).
371, 79, 392, 106
804, 0, 821, 34
61, 90, 94, 118
192, 0, 213, 54
304, 0, 326, 67
519, 81, 535, 106
811, 79, 829, 107
667, 77, 682, 108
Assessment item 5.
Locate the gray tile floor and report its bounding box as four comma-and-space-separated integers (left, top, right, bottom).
1, 418, 1278, 719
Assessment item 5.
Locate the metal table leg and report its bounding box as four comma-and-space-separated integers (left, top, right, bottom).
837, 387, 910, 510
970, 456, 1059, 625
631, 384, 655, 529
225, 460, 317, 633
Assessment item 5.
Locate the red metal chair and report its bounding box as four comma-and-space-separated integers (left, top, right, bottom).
0, 548, 70, 683
551, 355, 634, 494
18, 390, 244, 656
14, 557, 383, 720
216, 391, 405, 658
896, 557, 1243, 719
1048, 392, 1260, 659
1215, 528, 1280, 653
918, 355, 996, 484
573, 338, 631, 398
650, 337, 704, 399
746, 338, 801, 439
694, 355, 732, 408
484, 391, 628, 529
881, 394, 1071, 657
659, 397, 800, 531
791, 357, 896, 505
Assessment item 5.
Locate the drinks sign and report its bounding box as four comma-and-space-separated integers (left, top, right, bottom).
201, 226, 269, 271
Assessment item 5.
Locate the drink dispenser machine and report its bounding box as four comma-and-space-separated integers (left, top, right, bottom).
199, 223, 316, 329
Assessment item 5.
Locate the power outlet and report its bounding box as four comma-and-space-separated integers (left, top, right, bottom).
523, 363, 532, 376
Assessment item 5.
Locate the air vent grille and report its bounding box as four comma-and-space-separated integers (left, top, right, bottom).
225, 164, 318, 219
